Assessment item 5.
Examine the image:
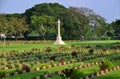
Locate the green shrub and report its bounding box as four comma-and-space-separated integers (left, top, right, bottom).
15, 68, 21, 74
36, 55, 42, 59
46, 47, 53, 53
71, 59, 77, 63
22, 64, 31, 72
88, 49, 94, 54
72, 69, 85, 79
99, 60, 114, 70
60, 73, 67, 79
0, 71, 6, 78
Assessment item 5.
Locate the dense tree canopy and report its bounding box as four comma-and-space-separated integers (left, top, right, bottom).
108, 19, 120, 39
0, 14, 9, 35
0, 3, 119, 40
24, 3, 67, 23
8, 17, 29, 37
30, 14, 56, 39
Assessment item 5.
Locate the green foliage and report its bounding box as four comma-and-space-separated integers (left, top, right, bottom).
0, 14, 9, 34
0, 71, 6, 78
22, 64, 31, 72
36, 55, 42, 59
25, 3, 67, 19
99, 60, 114, 70
24, 3, 95, 39
1, 3, 120, 40
109, 19, 120, 39
72, 69, 85, 79
0, 14, 29, 37
46, 47, 53, 53
30, 14, 56, 42
8, 17, 29, 37
88, 49, 94, 54
60, 73, 67, 79
95, 69, 120, 79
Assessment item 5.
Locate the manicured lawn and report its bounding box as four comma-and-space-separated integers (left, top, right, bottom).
95, 70, 120, 79
0, 40, 119, 53
79, 65, 100, 77
4, 62, 79, 79
0, 40, 120, 79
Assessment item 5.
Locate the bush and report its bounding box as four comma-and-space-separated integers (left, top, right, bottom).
71, 51, 78, 58
71, 59, 77, 63
22, 64, 31, 72
72, 69, 85, 79
62, 69, 72, 78
99, 60, 114, 70
0, 71, 6, 78
88, 49, 94, 54
32, 76, 41, 79
46, 47, 53, 53
15, 68, 21, 74
36, 55, 42, 59
50, 56, 56, 61
60, 73, 67, 79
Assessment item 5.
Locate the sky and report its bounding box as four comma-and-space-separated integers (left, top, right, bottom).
0, 0, 120, 23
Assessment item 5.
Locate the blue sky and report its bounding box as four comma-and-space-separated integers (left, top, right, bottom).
0, 0, 120, 23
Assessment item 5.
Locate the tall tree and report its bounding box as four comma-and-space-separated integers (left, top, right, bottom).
1, 3, 109, 40
70, 7, 106, 39
67, 7, 89, 39
109, 19, 120, 39
8, 17, 29, 38
0, 14, 9, 35
24, 3, 67, 23
30, 14, 56, 42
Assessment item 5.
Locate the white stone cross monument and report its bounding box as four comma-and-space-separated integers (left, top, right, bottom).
54, 19, 65, 44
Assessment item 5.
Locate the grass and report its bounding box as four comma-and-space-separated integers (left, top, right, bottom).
4, 62, 80, 79
4, 57, 120, 79
0, 40, 120, 79
0, 40, 120, 53
95, 70, 120, 79
79, 65, 100, 77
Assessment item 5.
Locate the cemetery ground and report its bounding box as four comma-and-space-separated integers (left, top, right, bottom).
0, 40, 120, 79
0, 40, 120, 53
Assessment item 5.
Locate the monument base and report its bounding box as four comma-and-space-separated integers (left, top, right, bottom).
54, 35, 65, 44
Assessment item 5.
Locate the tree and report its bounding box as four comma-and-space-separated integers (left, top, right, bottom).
109, 19, 120, 39
8, 17, 29, 38
70, 7, 106, 39
66, 7, 89, 39
25, 3, 101, 39
1, 3, 109, 40
24, 3, 67, 23
24, 3, 67, 38
30, 14, 56, 43
0, 14, 9, 52
0, 14, 9, 35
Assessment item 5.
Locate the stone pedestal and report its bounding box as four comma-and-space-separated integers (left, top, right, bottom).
54, 35, 65, 44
